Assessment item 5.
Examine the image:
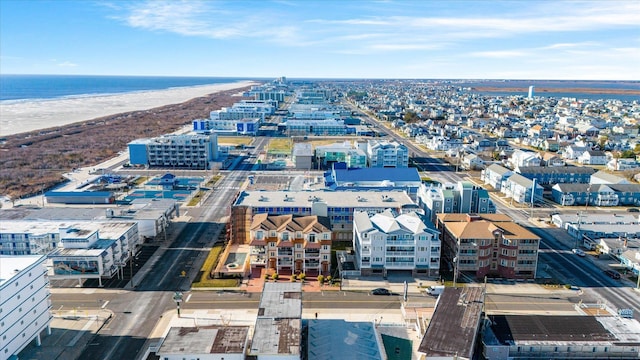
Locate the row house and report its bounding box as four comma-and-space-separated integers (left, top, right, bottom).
436, 214, 540, 280
353, 209, 440, 277
515, 165, 596, 185
551, 183, 640, 207
249, 214, 332, 276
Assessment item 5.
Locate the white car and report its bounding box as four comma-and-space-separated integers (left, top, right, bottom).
572, 248, 586, 257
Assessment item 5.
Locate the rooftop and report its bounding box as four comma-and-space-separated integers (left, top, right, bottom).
234, 190, 414, 209
157, 326, 249, 355
0, 255, 46, 287
418, 287, 485, 358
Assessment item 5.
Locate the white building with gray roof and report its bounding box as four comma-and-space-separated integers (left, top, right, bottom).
353, 209, 440, 277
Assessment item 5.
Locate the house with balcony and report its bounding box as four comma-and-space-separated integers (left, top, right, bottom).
482, 164, 513, 191
249, 214, 332, 276
551, 183, 640, 207
436, 213, 540, 280
353, 209, 440, 277
501, 174, 543, 204
578, 150, 608, 165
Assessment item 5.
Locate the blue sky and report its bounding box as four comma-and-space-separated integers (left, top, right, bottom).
1, 0, 639, 80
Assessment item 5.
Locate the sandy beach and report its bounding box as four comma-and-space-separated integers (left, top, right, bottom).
0, 80, 257, 137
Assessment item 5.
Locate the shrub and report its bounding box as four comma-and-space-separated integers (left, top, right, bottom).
298, 273, 306, 281
317, 275, 324, 284
290, 275, 296, 282
271, 273, 279, 281
326, 275, 332, 284
264, 273, 270, 280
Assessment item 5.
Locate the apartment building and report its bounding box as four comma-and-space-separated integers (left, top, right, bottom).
436, 214, 540, 280
367, 140, 409, 168
231, 190, 416, 244
249, 214, 332, 276
128, 133, 218, 170
0, 255, 52, 359
417, 181, 496, 224
353, 209, 440, 277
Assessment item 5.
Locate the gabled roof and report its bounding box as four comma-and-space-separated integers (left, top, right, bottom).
250, 214, 330, 233
485, 163, 512, 176
517, 166, 596, 175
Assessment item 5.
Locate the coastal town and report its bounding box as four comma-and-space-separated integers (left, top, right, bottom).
2, 77, 640, 360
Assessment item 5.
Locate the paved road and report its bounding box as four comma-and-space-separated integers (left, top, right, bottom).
74, 140, 263, 359
350, 99, 640, 321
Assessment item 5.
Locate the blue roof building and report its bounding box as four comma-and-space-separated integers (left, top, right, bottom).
325, 164, 421, 200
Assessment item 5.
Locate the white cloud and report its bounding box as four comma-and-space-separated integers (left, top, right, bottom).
57, 61, 78, 67
470, 50, 528, 58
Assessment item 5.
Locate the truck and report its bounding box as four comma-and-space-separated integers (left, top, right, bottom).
426, 285, 445, 296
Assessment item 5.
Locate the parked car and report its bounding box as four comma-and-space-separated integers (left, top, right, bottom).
604, 269, 621, 279
572, 248, 586, 257
426, 285, 445, 296
627, 208, 639, 213
370, 288, 392, 296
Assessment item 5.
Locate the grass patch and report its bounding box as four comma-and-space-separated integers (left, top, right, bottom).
267, 138, 292, 154
207, 174, 222, 186
187, 190, 205, 206
133, 176, 148, 186
217, 137, 253, 146
192, 244, 240, 288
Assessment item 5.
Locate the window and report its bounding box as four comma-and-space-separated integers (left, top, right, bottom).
296, 243, 302, 249
308, 234, 316, 242
281, 232, 289, 240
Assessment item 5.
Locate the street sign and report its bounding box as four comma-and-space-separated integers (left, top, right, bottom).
618, 308, 634, 318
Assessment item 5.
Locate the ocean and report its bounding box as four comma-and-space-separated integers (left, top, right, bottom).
0, 74, 259, 102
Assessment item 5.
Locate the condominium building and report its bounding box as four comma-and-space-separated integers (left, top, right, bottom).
367, 140, 409, 168
436, 214, 540, 280
284, 119, 346, 136
0, 220, 140, 287
0, 255, 52, 359
128, 133, 218, 170
417, 181, 496, 224
314, 141, 367, 169
353, 209, 440, 277
192, 117, 260, 135
249, 214, 332, 276
231, 190, 416, 244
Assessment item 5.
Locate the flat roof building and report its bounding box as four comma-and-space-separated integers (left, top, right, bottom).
0, 255, 52, 359
231, 190, 416, 244
482, 315, 640, 359
249, 282, 302, 359
156, 325, 250, 360
418, 287, 485, 360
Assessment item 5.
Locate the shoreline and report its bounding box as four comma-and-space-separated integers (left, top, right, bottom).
0, 80, 258, 137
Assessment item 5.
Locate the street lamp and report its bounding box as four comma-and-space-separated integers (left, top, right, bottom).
173, 291, 183, 318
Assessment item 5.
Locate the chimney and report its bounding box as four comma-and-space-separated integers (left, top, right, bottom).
466, 213, 481, 222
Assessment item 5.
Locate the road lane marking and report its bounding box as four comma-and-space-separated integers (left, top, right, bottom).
101, 301, 109, 309
186, 294, 192, 303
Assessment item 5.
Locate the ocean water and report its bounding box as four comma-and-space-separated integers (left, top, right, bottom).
0, 74, 258, 102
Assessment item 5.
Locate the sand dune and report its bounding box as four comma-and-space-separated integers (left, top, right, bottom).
0, 80, 257, 137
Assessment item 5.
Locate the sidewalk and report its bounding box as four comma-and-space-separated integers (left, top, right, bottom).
18, 309, 113, 360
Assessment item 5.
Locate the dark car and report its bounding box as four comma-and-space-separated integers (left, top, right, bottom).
370, 288, 392, 296
604, 269, 621, 279
627, 208, 639, 213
